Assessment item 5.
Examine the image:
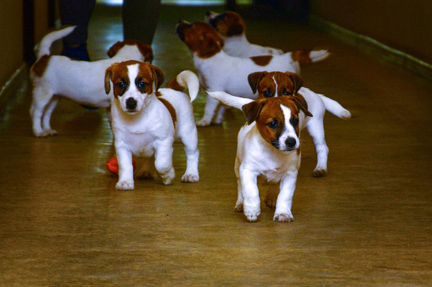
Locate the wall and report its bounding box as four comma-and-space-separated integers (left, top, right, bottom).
310, 0, 432, 64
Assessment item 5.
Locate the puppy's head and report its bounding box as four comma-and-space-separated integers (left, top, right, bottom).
242, 97, 312, 152
206, 11, 245, 37
107, 40, 153, 63
176, 21, 224, 58
248, 71, 304, 97
105, 61, 164, 114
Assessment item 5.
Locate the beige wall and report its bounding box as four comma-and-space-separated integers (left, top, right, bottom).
0, 0, 51, 88
310, 0, 432, 64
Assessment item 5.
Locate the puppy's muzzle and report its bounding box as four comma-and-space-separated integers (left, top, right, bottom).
126, 97, 137, 111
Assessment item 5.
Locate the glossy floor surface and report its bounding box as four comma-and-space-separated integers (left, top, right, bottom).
1, 4, 432, 287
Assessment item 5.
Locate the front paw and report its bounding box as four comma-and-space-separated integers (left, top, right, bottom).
116, 179, 134, 190
160, 168, 175, 185
196, 118, 211, 127
243, 207, 260, 222
313, 168, 327, 177
181, 172, 199, 183
273, 211, 294, 223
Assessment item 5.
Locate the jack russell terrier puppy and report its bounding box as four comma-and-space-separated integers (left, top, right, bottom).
104, 61, 200, 190
215, 95, 313, 222
209, 71, 351, 177
30, 26, 153, 137
176, 21, 329, 127
206, 11, 284, 57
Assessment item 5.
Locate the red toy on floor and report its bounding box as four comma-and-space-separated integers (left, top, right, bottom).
106, 157, 136, 175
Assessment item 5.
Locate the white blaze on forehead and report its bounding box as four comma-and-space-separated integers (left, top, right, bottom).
127, 64, 140, 91
272, 75, 279, 97
278, 104, 299, 150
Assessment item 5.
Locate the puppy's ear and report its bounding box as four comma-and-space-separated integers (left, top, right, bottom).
287, 72, 304, 94
138, 43, 153, 63
248, 72, 267, 94
242, 100, 265, 124
107, 41, 124, 58
151, 65, 165, 90
104, 66, 113, 94
292, 95, 312, 117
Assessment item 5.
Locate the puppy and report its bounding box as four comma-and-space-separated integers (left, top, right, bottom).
176, 21, 329, 126
30, 26, 153, 137
218, 96, 313, 222
206, 11, 284, 57
209, 71, 351, 177
105, 61, 200, 190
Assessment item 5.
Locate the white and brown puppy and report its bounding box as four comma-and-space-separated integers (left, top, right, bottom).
30, 26, 153, 137
105, 61, 200, 190
210, 72, 351, 177
176, 21, 329, 126
206, 11, 284, 57
223, 96, 313, 222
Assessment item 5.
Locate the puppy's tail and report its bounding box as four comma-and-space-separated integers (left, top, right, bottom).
207, 91, 254, 110
319, 94, 351, 119
291, 49, 330, 64
36, 26, 76, 59
169, 70, 200, 102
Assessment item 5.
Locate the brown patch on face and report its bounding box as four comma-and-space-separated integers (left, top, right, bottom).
105, 61, 164, 97
157, 96, 177, 126
107, 40, 153, 62
250, 71, 303, 98
167, 78, 184, 92
176, 21, 224, 58
208, 12, 246, 37
250, 55, 273, 66
31, 55, 51, 77
291, 49, 312, 64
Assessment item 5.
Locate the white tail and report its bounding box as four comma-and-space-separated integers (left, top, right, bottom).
176, 70, 200, 102
309, 50, 330, 63
319, 94, 351, 119
36, 26, 76, 59
207, 91, 253, 110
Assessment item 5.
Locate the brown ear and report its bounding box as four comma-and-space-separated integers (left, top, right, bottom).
292, 95, 312, 117
151, 65, 164, 90
107, 41, 124, 58
138, 43, 153, 63
104, 66, 113, 94
242, 100, 265, 124
248, 71, 267, 94
287, 73, 304, 94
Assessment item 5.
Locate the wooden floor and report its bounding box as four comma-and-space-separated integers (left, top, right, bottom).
0, 4, 431, 286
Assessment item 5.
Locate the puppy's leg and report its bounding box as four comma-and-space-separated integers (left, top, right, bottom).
41, 96, 59, 136
234, 157, 243, 212
239, 166, 260, 222
196, 96, 219, 127
274, 168, 298, 223
212, 105, 226, 125
115, 147, 135, 190
306, 118, 329, 177
30, 86, 53, 137
180, 127, 200, 183
154, 138, 175, 185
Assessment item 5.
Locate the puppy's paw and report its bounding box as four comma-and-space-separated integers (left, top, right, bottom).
34, 129, 56, 137
160, 168, 175, 185
312, 168, 327, 177
45, 129, 58, 136
181, 172, 199, 183
273, 212, 294, 223
244, 209, 260, 222
196, 118, 211, 127
116, 179, 134, 190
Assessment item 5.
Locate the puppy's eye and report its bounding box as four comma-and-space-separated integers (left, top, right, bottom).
290, 117, 299, 127
267, 120, 279, 129
264, 90, 273, 98
136, 81, 146, 90
281, 89, 291, 96
118, 81, 128, 90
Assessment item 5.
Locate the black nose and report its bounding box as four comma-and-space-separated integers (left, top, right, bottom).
285, 137, 297, 148
126, 98, 137, 110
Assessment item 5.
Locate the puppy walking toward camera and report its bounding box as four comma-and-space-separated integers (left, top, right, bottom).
30, 26, 153, 137
214, 95, 313, 222
105, 61, 200, 190
176, 21, 329, 126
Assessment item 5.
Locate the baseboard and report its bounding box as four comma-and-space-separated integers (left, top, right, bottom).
0, 64, 28, 112
309, 15, 432, 80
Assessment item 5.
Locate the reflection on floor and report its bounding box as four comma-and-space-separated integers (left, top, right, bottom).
0, 3, 432, 287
